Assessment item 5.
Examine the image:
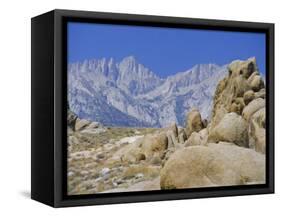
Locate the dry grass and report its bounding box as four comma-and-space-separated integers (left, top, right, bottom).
69, 127, 158, 152
123, 164, 160, 179
67, 126, 160, 195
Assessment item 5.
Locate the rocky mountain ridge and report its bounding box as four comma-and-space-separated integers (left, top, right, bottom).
68, 56, 228, 127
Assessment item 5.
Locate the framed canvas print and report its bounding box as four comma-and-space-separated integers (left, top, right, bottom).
31, 9, 274, 207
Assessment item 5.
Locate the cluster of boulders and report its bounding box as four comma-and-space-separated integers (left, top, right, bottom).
160, 57, 266, 189
67, 58, 267, 193
113, 123, 180, 165
208, 57, 265, 153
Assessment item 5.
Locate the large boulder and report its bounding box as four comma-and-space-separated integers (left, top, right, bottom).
249, 108, 266, 154
75, 118, 91, 131
141, 133, 168, 160
185, 108, 204, 139
243, 90, 255, 105
110, 138, 143, 163
208, 112, 249, 148
184, 132, 201, 147
184, 128, 208, 147
230, 97, 245, 115
249, 75, 265, 92
160, 143, 265, 189
242, 98, 265, 122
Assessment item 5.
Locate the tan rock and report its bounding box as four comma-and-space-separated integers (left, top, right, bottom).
167, 133, 178, 149
141, 133, 168, 160
150, 155, 162, 165
208, 112, 249, 148
184, 128, 208, 147
242, 98, 265, 122
255, 88, 265, 99
185, 108, 204, 138
250, 75, 265, 92
199, 128, 209, 146
87, 122, 101, 129
247, 71, 259, 84
160, 143, 265, 189
111, 137, 143, 163
209, 105, 228, 130
230, 97, 245, 115
228, 57, 257, 78
249, 108, 266, 154
165, 122, 179, 149
75, 119, 91, 131
232, 76, 251, 97
165, 122, 178, 137
113, 143, 141, 163
184, 132, 201, 147
243, 90, 255, 105
178, 127, 187, 144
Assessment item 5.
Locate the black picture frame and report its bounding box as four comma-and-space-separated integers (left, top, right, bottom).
31, 9, 274, 207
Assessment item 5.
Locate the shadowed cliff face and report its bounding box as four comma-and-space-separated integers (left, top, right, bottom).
67, 58, 266, 194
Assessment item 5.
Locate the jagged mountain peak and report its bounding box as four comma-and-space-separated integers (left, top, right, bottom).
120, 55, 137, 63
119, 55, 148, 73
68, 57, 229, 127
192, 63, 220, 69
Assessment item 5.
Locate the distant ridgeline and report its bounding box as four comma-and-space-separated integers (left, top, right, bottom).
67, 56, 263, 128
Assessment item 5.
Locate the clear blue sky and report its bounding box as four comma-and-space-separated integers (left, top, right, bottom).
67, 22, 266, 77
